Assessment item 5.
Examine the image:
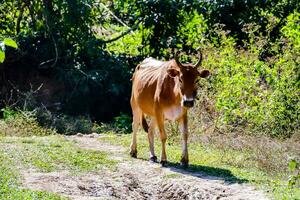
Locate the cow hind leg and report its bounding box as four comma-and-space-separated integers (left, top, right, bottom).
130, 115, 139, 158
148, 118, 157, 162
130, 104, 141, 158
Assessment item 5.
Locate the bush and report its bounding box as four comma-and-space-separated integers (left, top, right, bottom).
0, 108, 55, 136
186, 12, 299, 137
113, 113, 132, 134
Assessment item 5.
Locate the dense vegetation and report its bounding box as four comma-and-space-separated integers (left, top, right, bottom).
0, 0, 299, 138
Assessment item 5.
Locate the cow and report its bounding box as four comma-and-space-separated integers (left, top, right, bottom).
130, 51, 210, 167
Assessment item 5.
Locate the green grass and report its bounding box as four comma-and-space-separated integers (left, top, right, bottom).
0, 134, 118, 200
0, 148, 65, 200
0, 112, 119, 200
0, 135, 116, 173
99, 132, 300, 200
163, 173, 183, 179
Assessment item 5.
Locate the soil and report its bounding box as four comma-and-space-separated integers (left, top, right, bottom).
21, 134, 268, 200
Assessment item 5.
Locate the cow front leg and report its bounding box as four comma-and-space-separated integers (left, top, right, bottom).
178, 113, 189, 167
156, 114, 167, 166
148, 118, 157, 162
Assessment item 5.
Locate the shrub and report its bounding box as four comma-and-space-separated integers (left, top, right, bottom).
288, 159, 300, 188
186, 12, 299, 137
0, 108, 55, 136
113, 113, 132, 134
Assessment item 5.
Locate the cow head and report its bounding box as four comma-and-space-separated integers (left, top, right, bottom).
167, 51, 210, 108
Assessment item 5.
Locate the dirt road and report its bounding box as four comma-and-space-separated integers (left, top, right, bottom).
22, 134, 268, 200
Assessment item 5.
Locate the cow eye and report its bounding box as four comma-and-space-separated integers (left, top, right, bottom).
179, 79, 183, 83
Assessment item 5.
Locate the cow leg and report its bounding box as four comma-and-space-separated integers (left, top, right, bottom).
148, 118, 157, 162
130, 117, 138, 158
178, 113, 189, 167
156, 114, 167, 166
130, 102, 140, 158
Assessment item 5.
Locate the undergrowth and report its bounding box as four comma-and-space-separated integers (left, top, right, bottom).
0, 108, 55, 136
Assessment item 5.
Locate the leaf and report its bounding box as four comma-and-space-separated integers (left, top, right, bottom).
4, 38, 18, 48
288, 176, 296, 187
289, 159, 298, 171
0, 50, 5, 63
0, 42, 5, 51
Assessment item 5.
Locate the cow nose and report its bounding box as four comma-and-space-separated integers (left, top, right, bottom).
183, 100, 194, 108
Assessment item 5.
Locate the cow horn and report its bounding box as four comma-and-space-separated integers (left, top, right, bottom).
193, 50, 203, 68
174, 51, 182, 67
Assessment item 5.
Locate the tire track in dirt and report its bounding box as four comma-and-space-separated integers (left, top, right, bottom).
21, 134, 268, 200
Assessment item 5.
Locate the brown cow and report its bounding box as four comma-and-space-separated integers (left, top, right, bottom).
130, 51, 210, 167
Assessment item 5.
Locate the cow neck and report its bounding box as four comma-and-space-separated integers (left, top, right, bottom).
159, 69, 182, 105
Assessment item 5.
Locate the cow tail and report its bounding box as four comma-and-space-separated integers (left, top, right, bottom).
141, 115, 149, 133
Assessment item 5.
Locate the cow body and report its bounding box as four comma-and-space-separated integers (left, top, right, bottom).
130, 54, 210, 166
132, 58, 184, 120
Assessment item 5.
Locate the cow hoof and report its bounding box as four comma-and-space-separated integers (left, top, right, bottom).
149, 156, 158, 163
130, 151, 137, 158
160, 160, 168, 167
180, 162, 189, 168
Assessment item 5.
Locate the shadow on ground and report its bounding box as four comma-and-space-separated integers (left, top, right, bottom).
139, 158, 248, 184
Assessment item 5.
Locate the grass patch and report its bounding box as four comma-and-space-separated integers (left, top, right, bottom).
0, 111, 117, 199
0, 135, 116, 173
163, 173, 182, 179
99, 132, 300, 199
0, 148, 65, 200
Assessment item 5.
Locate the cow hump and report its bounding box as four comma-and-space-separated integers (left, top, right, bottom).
139, 57, 165, 68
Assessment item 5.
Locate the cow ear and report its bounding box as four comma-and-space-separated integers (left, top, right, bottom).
167, 68, 180, 78
199, 69, 210, 78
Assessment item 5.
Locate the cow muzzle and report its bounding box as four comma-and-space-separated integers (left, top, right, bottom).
183, 100, 194, 108
182, 96, 195, 108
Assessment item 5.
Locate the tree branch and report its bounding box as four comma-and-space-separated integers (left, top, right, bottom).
102, 21, 141, 44
16, 2, 26, 34
99, 2, 133, 33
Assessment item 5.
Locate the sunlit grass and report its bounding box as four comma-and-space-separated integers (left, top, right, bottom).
0, 135, 116, 173
0, 134, 118, 199
0, 148, 66, 200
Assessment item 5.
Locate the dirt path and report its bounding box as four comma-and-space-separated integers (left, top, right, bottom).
22, 134, 268, 200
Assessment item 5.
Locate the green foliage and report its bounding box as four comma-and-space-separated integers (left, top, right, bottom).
177, 11, 208, 50
189, 12, 299, 137
113, 113, 132, 133
37, 111, 94, 135
3, 38, 18, 48
0, 51, 4, 63
288, 159, 300, 188
105, 26, 146, 56
0, 108, 55, 136
0, 0, 299, 137
1, 107, 18, 120
113, 0, 199, 57
0, 0, 132, 120
0, 37, 18, 63
289, 160, 298, 171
